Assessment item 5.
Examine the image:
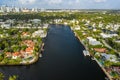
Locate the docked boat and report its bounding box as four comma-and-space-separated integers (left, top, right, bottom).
39, 54, 42, 57
83, 50, 90, 56
91, 57, 95, 60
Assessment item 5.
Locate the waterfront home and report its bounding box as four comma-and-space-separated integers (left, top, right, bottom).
101, 53, 118, 63
64, 22, 68, 25
20, 50, 26, 58
5, 52, 12, 58
89, 40, 101, 46
32, 29, 46, 38
112, 66, 120, 75
74, 26, 80, 30
22, 40, 34, 47
20, 49, 33, 59
19, 47, 34, 59
54, 19, 58, 24
25, 47, 33, 55
105, 67, 112, 75
43, 24, 48, 29
94, 48, 107, 53
87, 37, 101, 46
12, 52, 21, 59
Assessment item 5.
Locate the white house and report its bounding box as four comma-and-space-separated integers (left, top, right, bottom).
32, 29, 47, 38
101, 53, 118, 63
87, 37, 101, 46
43, 24, 48, 29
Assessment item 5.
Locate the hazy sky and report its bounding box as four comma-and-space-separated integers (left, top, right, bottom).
0, 0, 120, 9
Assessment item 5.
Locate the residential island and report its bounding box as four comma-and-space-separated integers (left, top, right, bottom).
0, 19, 47, 65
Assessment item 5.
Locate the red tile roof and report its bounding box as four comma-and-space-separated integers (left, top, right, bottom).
25, 47, 33, 54
12, 52, 20, 56
94, 48, 107, 53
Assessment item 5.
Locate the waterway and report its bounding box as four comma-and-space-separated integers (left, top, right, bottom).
0, 24, 106, 80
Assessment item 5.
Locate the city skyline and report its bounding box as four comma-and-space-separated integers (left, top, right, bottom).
0, 0, 120, 9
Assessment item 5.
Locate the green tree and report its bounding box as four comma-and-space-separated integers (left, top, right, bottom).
0, 54, 4, 62
0, 72, 4, 80
9, 75, 18, 80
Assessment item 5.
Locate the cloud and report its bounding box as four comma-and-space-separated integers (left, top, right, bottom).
18, 0, 36, 4
68, 0, 80, 5
46, 0, 63, 4
94, 0, 107, 3
75, 0, 80, 3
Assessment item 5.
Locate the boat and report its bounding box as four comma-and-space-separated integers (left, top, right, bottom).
105, 77, 109, 80
91, 57, 95, 60
83, 50, 90, 56
83, 50, 86, 56
39, 54, 42, 57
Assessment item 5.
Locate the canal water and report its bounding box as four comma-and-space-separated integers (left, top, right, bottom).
0, 24, 106, 80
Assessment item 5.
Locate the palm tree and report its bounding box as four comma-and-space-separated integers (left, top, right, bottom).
0, 72, 4, 80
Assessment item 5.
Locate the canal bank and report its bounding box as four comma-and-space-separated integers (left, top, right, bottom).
0, 24, 106, 80
74, 30, 112, 80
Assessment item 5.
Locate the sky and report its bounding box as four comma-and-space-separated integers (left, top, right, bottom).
0, 0, 120, 9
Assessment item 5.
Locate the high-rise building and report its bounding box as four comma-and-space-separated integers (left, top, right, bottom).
15, 7, 20, 12
0, 5, 7, 12
0, 5, 40, 13
41, 8, 46, 12
6, 6, 12, 12
0, 6, 3, 12
32, 8, 38, 12
22, 8, 30, 12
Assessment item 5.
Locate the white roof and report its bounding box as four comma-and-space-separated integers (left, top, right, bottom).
101, 53, 117, 62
